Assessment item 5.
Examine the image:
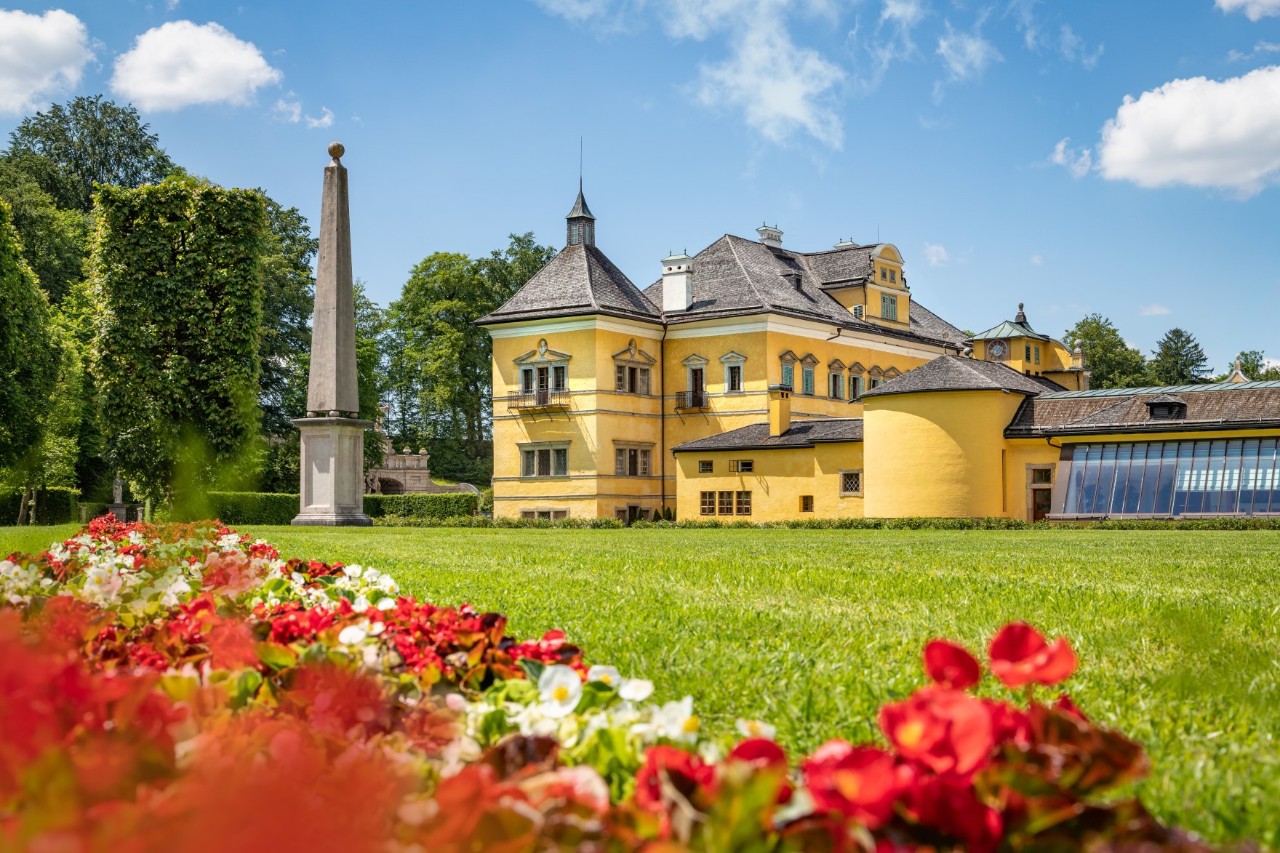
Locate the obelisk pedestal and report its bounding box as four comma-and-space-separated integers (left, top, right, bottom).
292, 142, 372, 526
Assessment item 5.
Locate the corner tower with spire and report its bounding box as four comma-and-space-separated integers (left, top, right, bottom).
566, 181, 595, 247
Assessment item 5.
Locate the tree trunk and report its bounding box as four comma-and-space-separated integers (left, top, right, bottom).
16, 487, 30, 526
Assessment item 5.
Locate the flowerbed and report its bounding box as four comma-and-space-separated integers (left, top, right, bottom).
1, 517, 1216, 851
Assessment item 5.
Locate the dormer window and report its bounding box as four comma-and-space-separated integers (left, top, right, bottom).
880, 268, 887, 281
1147, 397, 1187, 420
889, 269, 897, 283
852, 304, 864, 320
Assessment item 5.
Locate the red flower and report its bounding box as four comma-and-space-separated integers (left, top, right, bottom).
729, 738, 792, 804
923, 639, 981, 690
901, 774, 1002, 853
801, 740, 897, 829
983, 698, 1031, 748
634, 745, 718, 814
988, 622, 1077, 688
880, 687, 994, 778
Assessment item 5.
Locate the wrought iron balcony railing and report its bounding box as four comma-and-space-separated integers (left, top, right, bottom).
674, 390, 707, 410
508, 389, 571, 410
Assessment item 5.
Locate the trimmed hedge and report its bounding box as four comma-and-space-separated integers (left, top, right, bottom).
0, 488, 80, 525
363, 493, 479, 520
207, 492, 298, 526
200, 491, 481, 525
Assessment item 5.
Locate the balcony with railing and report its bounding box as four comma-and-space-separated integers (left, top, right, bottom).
508, 388, 571, 411
674, 390, 708, 411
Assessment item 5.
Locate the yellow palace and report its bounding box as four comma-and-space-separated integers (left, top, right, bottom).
478, 190, 1280, 522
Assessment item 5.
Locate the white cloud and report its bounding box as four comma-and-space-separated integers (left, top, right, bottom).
935, 17, 1001, 98
111, 21, 282, 111
1007, 0, 1041, 50
1057, 24, 1103, 69
923, 243, 949, 266
1096, 66, 1280, 196
1216, 0, 1280, 20
1050, 137, 1093, 178
1030, 254, 1043, 265
850, 0, 927, 92
273, 98, 301, 123
1227, 40, 1280, 61
166, 0, 181, 9
305, 107, 334, 129
1140, 304, 1172, 316
0, 9, 93, 115
533, 0, 612, 22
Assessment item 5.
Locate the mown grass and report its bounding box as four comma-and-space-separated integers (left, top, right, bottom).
4, 524, 1278, 847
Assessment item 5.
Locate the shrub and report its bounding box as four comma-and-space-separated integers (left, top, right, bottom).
206, 492, 298, 525
0, 487, 80, 525
363, 492, 479, 520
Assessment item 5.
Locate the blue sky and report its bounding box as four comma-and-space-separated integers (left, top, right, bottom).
2, 0, 1279, 372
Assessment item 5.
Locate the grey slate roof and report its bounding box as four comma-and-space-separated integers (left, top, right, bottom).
566, 186, 594, 220
1006, 383, 1280, 437
671, 418, 863, 453
859, 355, 1065, 399
477, 243, 661, 325
641, 234, 966, 349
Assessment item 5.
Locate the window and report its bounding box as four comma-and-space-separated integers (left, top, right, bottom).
800, 495, 814, 512
868, 378, 881, 389
840, 470, 863, 496
829, 372, 844, 399
889, 269, 897, 283
802, 365, 815, 395
852, 304, 864, 320
1034, 345, 1041, 365
521, 509, 567, 520
726, 364, 743, 392
1031, 468, 1052, 485
520, 364, 567, 394
1025, 344, 1032, 361
615, 446, 652, 476
700, 492, 716, 515
521, 446, 568, 478
615, 364, 650, 394
735, 491, 752, 515
698, 460, 714, 474
879, 267, 887, 281
729, 459, 754, 473
718, 491, 734, 514
781, 363, 794, 390
881, 294, 898, 321
850, 375, 863, 400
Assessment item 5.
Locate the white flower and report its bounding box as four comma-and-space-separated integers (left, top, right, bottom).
352, 595, 370, 613
736, 719, 777, 740
587, 664, 621, 687
338, 624, 367, 645
376, 597, 397, 611
537, 664, 583, 718
619, 678, 654, 703
342, 564, 364, 578
653, 696, 700, 743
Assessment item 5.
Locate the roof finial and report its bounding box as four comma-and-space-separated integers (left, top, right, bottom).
1015, 302, 1027, 324
327, 141, 344, 164
579, 136, 583, 192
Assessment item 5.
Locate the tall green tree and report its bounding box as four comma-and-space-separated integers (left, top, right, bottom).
1221, 350, 1280, 381
257, 196, 317, 436
1063, 314, 1148, 389
90, 178, 267, 508
5, 96, 175, 213
0, 156, 87, 304
1148, 328, 1209, 386
386, 233, 552, 483
0, 198, 59, 474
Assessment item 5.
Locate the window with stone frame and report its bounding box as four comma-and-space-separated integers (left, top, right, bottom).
614, 444, 652, 476
520, 445, 569, 478
840, 470, 863, 496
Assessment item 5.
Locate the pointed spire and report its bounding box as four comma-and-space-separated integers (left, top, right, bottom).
565, 179, 596, 247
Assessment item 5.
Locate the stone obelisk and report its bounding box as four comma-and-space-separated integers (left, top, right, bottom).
292, 142, 372, 526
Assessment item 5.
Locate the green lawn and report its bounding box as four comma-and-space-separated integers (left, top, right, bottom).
5, 524, 1278, 846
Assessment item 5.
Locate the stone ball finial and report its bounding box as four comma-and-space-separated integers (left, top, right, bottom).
1018, 302, 1024, 311
328, 141, 345, 161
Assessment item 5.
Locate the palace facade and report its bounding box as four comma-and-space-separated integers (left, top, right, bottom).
479, 190, 1280, 522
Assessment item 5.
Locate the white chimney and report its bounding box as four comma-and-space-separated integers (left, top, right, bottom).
661, 252, 693, 313
756, 224, 783, 248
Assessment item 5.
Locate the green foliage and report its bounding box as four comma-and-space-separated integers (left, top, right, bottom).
1221, 349, 1280, 382
364, 492, 479, 519
206, 491, 298, 525
5, 95, 176, 213
0, 487, 79, 524
1063, 314, 1147, 388
0, 155, 87, 304
385, 233, 553, 483
89, 178, 267, 508
0, 198, 58, 470
256, 196, 316, 436
1148, 328, 1209, 386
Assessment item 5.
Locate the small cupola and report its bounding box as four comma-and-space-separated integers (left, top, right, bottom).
756, 223, 783, 248
566, 181, 596, 247
661, 251, 694, 313
1146, 394, 1187, 420
1015, 302, 1028, 325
